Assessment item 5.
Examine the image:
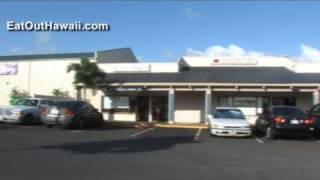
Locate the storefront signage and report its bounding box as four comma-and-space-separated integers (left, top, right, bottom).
210, 58, 257, 65
116, 87, 144, 92
111, 64, 150, 73
0, 63, 18, 75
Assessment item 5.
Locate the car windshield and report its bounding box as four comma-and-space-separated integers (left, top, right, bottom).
214, 109, 246, 119
273, 107, 306, 118
12, 99, 38, 106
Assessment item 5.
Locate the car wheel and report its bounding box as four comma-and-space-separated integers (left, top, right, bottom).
96, 121, 104, 128
266, 127, 275, 140
23, 114, 34, 125
77, 119, 85, 129
253, 127, 263, 137
97, 117, 105, 127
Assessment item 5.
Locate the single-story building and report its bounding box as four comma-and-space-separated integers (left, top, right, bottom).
1, 48, 320, 124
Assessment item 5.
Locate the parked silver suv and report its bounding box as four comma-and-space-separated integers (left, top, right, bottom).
0, 98, 54, 124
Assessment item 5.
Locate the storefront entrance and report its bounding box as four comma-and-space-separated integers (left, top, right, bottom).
136, 96, 149, 122
151, 96, 168, 122
136, 96, 168, 122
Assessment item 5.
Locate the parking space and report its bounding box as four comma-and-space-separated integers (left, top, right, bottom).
1, 124, 320, 180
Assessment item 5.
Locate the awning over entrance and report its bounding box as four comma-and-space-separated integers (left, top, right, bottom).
101, 67, 320, 84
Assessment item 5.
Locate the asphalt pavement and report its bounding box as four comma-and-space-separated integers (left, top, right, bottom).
1, 123, 320, 180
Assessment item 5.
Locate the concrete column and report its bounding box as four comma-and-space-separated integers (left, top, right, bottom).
27, 61, 32, 94
168, 88, 175, 124
204, 88, 212, 124
148, 96, 153, 123
76, 86, 82, 100
313, 90, 320, 105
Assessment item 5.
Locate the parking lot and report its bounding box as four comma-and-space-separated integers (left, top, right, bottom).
1, 124, 320, 180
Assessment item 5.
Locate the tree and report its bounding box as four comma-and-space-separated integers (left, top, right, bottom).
52, 88, 70, 98
9, 87, 29, 105
67, 58, 105, 100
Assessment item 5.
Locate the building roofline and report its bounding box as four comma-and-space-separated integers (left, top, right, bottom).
96, 47, 138, 63
0, 52, 95, 61
104, 82, 320, 87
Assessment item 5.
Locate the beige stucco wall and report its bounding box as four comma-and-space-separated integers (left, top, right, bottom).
85, 90, 104, 111
174, 91, 204, 123
0, 61, 30, 105
28, 59, 78, 97
0, 58, 104, 111
0, 59, 81, 106
103, 112, 136, 121
296, 93, 313, 111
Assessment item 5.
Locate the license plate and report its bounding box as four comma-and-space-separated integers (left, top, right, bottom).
290, 120, 300, 124
50, 109, 59, 115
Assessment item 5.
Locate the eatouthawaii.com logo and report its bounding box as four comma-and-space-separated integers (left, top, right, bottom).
6, 21, 110, 32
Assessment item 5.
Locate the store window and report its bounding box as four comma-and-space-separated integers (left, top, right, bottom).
233, 97, 257, 107
218, 96, 259, 116
102, 96, 137, 112
218, 97, 233, 107
218, 97, 257, 108
311, 105, 320, 113
271, 97, 296, 106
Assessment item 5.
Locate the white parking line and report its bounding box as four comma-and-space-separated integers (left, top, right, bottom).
21, 126, 36, 128
255, 137, 264, 144
129, 127, 156, 137
70, 130, 84, 133
194, 128, 202, 141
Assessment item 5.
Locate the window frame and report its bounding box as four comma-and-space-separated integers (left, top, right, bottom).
101, 95, 135, 113
311, 104, 320, 113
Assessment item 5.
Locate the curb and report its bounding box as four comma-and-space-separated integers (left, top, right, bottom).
154, 124, 208, 129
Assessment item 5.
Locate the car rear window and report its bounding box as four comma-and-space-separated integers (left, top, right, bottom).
272, 107, 306, 118
54, 101, 84, 108
13, 99, 38, 106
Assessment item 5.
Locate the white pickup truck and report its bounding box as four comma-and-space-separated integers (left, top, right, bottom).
0, 98, 54, 124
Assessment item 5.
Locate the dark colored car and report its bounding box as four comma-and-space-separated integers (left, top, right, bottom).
255, 106, 315, 139
307, 104, 320, 135
41, 100, 104, 129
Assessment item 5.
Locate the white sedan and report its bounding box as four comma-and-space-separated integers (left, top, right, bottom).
207, 107, 252, 137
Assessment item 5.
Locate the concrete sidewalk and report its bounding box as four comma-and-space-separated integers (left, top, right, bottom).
154, 123, 208, 129
105, 121, 208, 129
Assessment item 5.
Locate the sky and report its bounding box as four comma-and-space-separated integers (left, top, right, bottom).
1, 1, 320, 62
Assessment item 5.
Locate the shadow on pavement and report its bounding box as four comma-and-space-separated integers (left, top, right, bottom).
0, 123, 19, 130
81, 126, 135, 131
63, 122, 150, 131
41, 136, 196, 154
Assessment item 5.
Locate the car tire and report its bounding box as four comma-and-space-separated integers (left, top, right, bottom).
252, 126, 260, 136
97, 117, 105, 127
266, 127, 275, 140
77, 118, 85, 129
23, 114, 34, 125
255, 128, 265, 138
